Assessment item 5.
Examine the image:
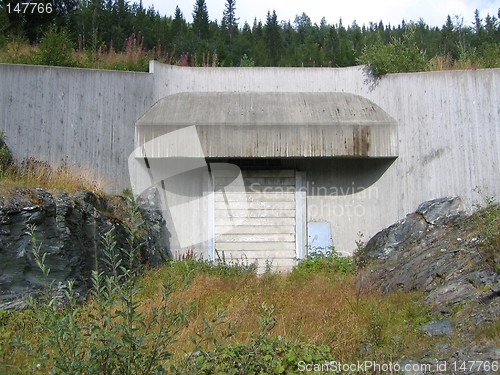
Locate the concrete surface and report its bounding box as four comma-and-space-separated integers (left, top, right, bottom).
0, 62, 498, 255
135, 92, 398, 158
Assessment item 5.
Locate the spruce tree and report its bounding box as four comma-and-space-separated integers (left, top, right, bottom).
192, 0, 209, 40
172, 6, 185, 38
265, 10, 281, 65
222, 0, 239, 43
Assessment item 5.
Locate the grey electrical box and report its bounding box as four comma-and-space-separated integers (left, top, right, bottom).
307, 222, 332, 254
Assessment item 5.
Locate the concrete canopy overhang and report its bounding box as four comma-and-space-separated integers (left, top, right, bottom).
135, 92, 398, 158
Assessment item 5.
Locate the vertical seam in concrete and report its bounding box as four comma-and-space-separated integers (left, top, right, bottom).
207, 169, 215, 261
295, 171, 307, 260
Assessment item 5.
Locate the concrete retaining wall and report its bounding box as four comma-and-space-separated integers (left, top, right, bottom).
1, 61, 498, 253
150, 62, 499, 251
0, 63, 155, 193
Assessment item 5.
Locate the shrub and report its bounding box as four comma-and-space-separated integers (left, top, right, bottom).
359, 25, 429, 77
187, 302, 334, 374
36, 26, 75, 67
0, 131, 13, 175
478, 42, 500, 68
29, 198, 184, 374
193, 335, 333, 374
240, 53, 255, 67
473, 194, 500, 273
293, 247, 355, 276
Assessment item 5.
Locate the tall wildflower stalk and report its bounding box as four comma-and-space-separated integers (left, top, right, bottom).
30, 197, 183, 374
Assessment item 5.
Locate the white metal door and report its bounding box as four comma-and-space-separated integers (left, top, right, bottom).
213, 169, 302, 272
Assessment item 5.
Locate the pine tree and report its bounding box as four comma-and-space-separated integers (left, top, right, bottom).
222, 0, 237, 25
192, 0, 209, 40
440, 15, 458, 58
220, 0, 239, 65
5, 0, 78, 42
172, 6, 185, 38
264, 10, 282, 65
222, 0, 239, 41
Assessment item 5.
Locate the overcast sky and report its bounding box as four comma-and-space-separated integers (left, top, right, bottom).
139, 0, 499, 28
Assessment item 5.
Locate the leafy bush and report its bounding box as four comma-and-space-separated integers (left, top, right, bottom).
189, 302, 334, 374
293, 248, 355, 276
359, 25, 429, 77
29, 198, 184, 374
193, 335, 333, 374
0, 130, 13, 175
36, 26, 75, 67
473, 194, 500, 273
240, 53, 255, 67
478, 42, 500, 68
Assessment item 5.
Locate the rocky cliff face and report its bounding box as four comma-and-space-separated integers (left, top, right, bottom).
0, 188, 169, 309
357, 197, 499, 369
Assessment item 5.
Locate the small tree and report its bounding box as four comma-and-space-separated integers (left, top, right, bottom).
222, 0, 238, 43
359, 24, 429, 77
37, 26, 76, 67
192, 0, 209, 40
264, 10, 282, 66
0, 131, 13, 174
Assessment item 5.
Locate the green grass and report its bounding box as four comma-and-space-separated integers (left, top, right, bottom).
0, 110, 103, 198
472, 193, 500, 273
0, 132, 104, 197
0, 32, 173, 72
0, 253, 440, 373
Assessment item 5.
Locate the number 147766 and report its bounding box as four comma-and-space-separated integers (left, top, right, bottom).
6, 2, 53, 14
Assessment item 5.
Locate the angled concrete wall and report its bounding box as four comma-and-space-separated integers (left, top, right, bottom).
0, 63, 155, 192
150, 62, 499, 252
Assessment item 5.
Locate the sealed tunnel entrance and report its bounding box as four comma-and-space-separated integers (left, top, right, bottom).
133, 92, 398, 263
212, 169, 302, 272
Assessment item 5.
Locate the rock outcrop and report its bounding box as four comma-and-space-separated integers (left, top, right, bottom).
0, 188, 169, 309
357, 197, 499, 370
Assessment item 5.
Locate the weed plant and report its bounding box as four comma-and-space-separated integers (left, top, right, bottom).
292, 247, 355, 276
0, 130, 13, 176
24, 198, 191, 374
0, 156, 102, 193
473, 192, 500, 273
0, 202, 439, 373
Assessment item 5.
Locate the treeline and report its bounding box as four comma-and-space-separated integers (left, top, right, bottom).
0, 0, 499, 73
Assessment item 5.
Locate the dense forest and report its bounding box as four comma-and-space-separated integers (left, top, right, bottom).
0, 0, 499, 74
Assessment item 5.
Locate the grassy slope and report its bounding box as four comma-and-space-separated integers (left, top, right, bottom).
0, 137, 497, 372
1, 258, 441, 373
